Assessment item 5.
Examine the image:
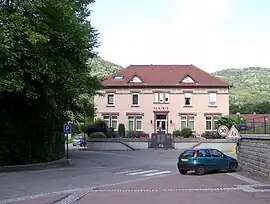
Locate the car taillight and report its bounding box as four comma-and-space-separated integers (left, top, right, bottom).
194, 151, 198, 160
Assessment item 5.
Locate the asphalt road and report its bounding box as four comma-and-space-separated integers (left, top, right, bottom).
0, 147, 269, 204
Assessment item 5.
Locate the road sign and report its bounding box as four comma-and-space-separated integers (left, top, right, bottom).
227, 125, 241, 138
63, 124, 72, 134
218, 125, 229, 137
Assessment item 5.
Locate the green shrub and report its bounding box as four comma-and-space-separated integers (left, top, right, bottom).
89, 132, 106, 138
118, 123, 125, 137
180, 128, 192, 138
106, 128, 119, 138
94, 118, 107, 127
126, 131, 149, 138
172, 130, 181, 137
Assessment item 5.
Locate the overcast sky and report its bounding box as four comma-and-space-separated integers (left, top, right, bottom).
91, 0, 270, 72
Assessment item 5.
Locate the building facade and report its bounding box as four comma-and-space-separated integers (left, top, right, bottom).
94, 65, 230, 135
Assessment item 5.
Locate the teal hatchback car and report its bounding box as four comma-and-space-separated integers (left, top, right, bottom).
177, 148, 238, 175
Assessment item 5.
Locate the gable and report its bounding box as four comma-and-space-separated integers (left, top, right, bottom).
181, 76, 195, 83
129, 75, 142, 83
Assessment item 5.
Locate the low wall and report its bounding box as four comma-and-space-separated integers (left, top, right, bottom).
238, 134, 270, 177
87, 138, 237, 152
174, 138, 237, 152
87, 138, 149, 151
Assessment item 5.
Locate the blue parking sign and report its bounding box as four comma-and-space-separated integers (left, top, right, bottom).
63, 124, 72, 134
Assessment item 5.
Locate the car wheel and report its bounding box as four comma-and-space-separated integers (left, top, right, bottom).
195, 165, 205, 176
179, 170, 188, 175
228, 162, 238, 172
72, 144, 75, 146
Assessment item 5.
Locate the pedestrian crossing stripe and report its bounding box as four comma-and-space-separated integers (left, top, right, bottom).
113, 169, 172, 177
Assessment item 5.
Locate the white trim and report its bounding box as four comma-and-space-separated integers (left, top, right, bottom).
208, 93, 217, 106
107, 93, 115, 106
154, 93, 159, 103
153, 92, 169, 103
103, 115, 118, 129
184, 93, 192, 106
132, 93, 140, 106
136, 116, 143, 131
180, 115, 187, 130
205, 116, 212, 131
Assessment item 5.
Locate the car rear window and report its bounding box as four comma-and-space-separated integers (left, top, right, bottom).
181, 150, 195, 157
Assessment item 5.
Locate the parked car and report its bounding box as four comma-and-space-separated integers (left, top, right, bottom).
72, 135, 86, 146
177, 148, 238, 175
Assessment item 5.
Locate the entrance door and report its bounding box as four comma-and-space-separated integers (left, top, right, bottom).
155, 114, 167, 133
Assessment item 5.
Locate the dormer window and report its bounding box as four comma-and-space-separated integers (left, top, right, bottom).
181, 76, 195, 83
113, 76, 124, 80
129, 76, 142, 83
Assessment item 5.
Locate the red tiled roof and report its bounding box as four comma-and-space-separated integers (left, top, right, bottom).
102, 65, 229, 87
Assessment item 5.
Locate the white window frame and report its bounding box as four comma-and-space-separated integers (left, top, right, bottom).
153, 92, 169, 103
132, 93, 139, 106
128, 115, 143, 131
103, 115, 118, 129
209, 92, 217, 106
107, 93, 115, 106
184, 93, 192, 106
205, 116, 212, 131
180, 115, 195, 131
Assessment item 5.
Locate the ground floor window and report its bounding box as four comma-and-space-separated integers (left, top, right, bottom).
205, 116, 220, 131
128, 115, 143, 131
103, 115, 118, 129
181, 115, 195, 131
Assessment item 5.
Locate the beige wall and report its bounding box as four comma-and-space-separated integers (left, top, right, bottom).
94, 87, 229, 135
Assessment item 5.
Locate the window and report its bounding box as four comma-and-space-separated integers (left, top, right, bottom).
214, 116, 219, 131
181, 150, 195, 157
210, 149, 224, 157
103, 115, 118, 129
198, 149, 211, 157
154, 92, 169, 103
205, 116, 212, 131
181, 115, 195, 131
184, 93, 192, 106
209, 93, 217, 106
128, 115, 143, 131
132, 94, 139, 106
107, 93, 115, 106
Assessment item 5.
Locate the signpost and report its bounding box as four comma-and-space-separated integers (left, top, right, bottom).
227, 125, 241, 138
64, 124, 72, 159
218, 125, 229, 137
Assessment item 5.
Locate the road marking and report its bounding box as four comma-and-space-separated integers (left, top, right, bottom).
89, 187, 239, 193
0, 173, 177, 204
143, 171, 172, 177
54, 189, 90, 204
226, 173, 262, 185
114, 169, 143, 175
127, 170, 158, 176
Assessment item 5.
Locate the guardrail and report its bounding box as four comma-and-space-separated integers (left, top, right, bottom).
239, 114, 270, 134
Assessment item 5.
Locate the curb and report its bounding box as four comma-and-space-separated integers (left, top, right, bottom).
0, 158, 73, 173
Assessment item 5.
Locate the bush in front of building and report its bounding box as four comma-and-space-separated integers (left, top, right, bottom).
118, 123, 126, 137
172, 130, 181, 137
126, 131, 149, 139
88, 132, 107, 138
201, 131, 225, 139
106, 127, 119, 138
180, 128, 193, 138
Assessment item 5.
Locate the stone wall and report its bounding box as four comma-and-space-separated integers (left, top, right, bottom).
238, 134, 270, 177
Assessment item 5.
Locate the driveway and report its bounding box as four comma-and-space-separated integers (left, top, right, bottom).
0, 149, 269, 204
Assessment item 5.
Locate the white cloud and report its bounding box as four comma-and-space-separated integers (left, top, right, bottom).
94, 0, 270, 72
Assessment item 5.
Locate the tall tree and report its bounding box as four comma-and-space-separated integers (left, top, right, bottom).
0, 0, 101, 165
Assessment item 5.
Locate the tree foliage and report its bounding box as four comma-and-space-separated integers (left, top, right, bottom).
0, 0, 100, 165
